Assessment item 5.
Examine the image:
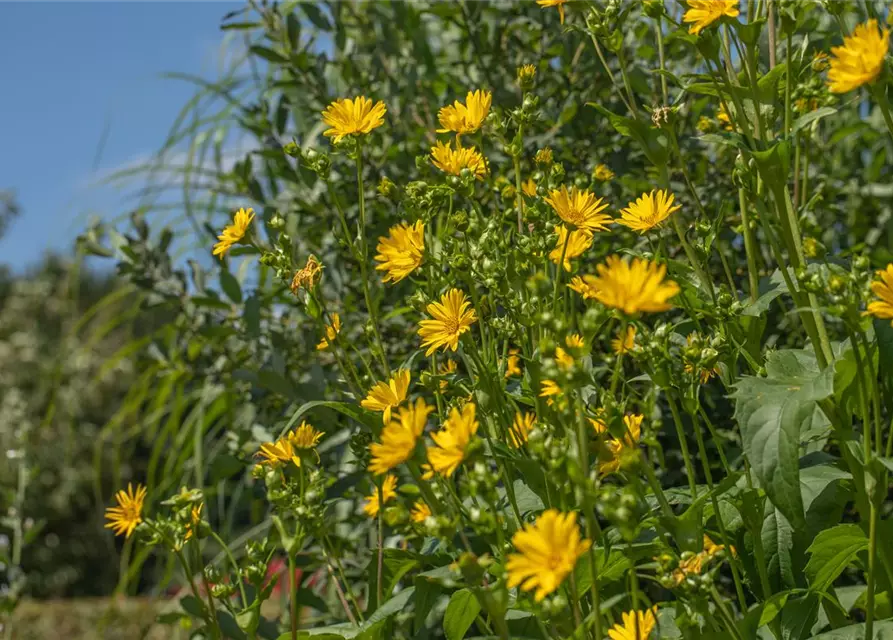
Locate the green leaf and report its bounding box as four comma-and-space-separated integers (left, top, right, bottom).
762, 507, 796, 592
250, 45, 288, 64
809, 621, 893, 638
733, 349, 834, 530
792, 106, 837, 134
587, 103, 669, 167
180, 595, 205, 618
413, 575, 443, 633
220, 269, 242, 304
739, 590, 791, 637
780, 592, 820, 640
301, 3, 332, 30
806, 524, 868, 593
210, 453, 244, 482
444, 589, 481, 640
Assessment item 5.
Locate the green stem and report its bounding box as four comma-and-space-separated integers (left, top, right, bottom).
867, 501, 879, 640
289, 552, 299, 640
209, 531, 249, 609
738, 189, 760, 302
588, 34, 636, 116
355, 150, 390, 375
656, 19, 669, 106
665, 393, 698, 500
551, 230, 572, 316
871, 83, 893, 141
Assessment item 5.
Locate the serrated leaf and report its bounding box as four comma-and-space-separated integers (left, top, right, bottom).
444, 589, 481, 640
806, 524, 868, 593
733, 349, 834, 530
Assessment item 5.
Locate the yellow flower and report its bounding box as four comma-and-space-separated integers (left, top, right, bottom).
521, 178, 538, 197
368, 398, 434, 475
316, 312, 342, 350
438, 359, 458, 391
601, 414, 644, 475
593, 164, 615, 181
536, 0, 568, 24
322, 96, 387, 143
506, 510, 591, 601
430, 141, 488, 179
545, 186, 613, 232
427, 402, 479, 477
184, 502, 204, 541
549, 225, 594, 272
696, 115, 712, 132
607, 608, 658, 640
411, 501, 432, 523
568, 275, 600, 300
535, 147, 553, 165
291, 255, 323, 293
420, 463, 435, 481
717, 104, 734, 131
683, 0, 739, 35
363, 475, 398, 517
361, 369, 411, 424
812, 51, 831, 72
375, 221, 425, 284
437, 90, 492, 136
703, 534, 729, 558
588, 409, 608, 436
795, 97, 820, 113
672, 553, 705, 585
517, 64, 537, 85
611, 325, 636, 355
212, 207, 254, 258
104, 483, 147, 539
504, 348, 522, 379
257, 436, 301, 468
418, 289, 478, 356
290, 421, 324, 450
509, 412, 536, 448
566, 334, 585, 349
539, 379, 563, 407
617, 189, 681, 234
588, 255, 679, 315
828, 19, 890, 93
555, 346, 574, 371
866, 264, 893, 324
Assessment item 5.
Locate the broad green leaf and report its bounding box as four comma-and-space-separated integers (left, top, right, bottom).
413, 575, 443, 633
219, 269, 242, 304
792, 106, 837, 134
739, 590, 792, 637
733, 349, 834, 530
806, 524, 868, 593
780, 592, 819, 640
444, 589, 481, 640
809, 621, 893, 638
762, 507, 796, 592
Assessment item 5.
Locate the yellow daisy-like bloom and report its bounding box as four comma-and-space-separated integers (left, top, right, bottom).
588, 255, 680, 315
566, 334, 585, 349
607, 608, 658, 640
539, 379, 563, 407
866, 264, 893, 324
611, 325, 636, 355
316, 312, 342, 350
104, 483, 147, 539
363, 474, 398, 518
420, 463, 435, 481
601, 414, 644, 475
672, 553, 705, 586
212, 207, 254, 258
549, 225, 594, 272
506, 510, 591, 601
593, 164, 615, 182
545, 186, 613, 232
257, 436, 301, 468
418, 289, 478, 356
290, 421, 324, 450
368, 398, 434, 475
321, 96, 387, 143
430, 141, 488, 179
427, 402, 479, 477
536, 0, 568, 24
828, 19, 890, 94
555, 346, 574, 371
361, 369, 411, 424
437, 90, 492, 136
535, 148, 553, 165
509, 412, 536, 448
504, 348, 522, 379
411, 501, 432, 523
184, 502, 204, 542
717, 104, 734, 131
291, 255, 323, 293
374, 221, 425, 284
438, 359, 457, 391
568, 275, 599, 300
521, 178, 538, 197
683, 0, 739, 35
617, 189, 681, 234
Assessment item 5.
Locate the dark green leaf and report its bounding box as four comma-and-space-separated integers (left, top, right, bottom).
444, 589, 481, 640
806, 524, 868, 593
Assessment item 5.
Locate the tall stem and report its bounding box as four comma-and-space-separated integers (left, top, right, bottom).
289, 552, 298, 640
355, 150, 390, 375
665, 393, 698, 499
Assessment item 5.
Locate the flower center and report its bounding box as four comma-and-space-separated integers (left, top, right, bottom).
444, 317, 460, 335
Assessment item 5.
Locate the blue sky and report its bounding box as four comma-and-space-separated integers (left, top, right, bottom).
0, 1, 242, 270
